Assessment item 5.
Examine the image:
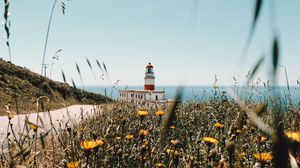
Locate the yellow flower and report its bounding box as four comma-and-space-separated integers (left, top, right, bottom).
94, 139, 105, 146
67, 161, 79, 168
30, 124, 38, 132
255, 136, 267, 143
235, 129, 241, 134
137, 110, 148, 116
253, 153, 272, 162
170, 139, 180, 146
155, 111, 164, 117
169, 125, 176, 129
80, 139, 104, 151
166, 149, 179, 157
202, 137, 218, 145
214, 122, 223, 128
139, 130, 148, 137
143, 141, 149, 145
125, 134, 134, 140
155, 163, 164, 167
115, 136, 121, 141
285, 131, 300, 143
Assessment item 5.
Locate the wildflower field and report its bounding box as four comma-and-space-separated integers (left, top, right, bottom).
1, 86, 300, 168
0, 0, 299, 167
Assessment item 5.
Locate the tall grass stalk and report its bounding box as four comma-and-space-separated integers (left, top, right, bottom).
41, 0, 58, 76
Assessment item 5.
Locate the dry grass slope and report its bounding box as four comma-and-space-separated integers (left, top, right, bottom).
0, 58, 111, 115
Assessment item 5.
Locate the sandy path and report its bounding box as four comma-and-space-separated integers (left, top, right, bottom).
0, 105, 96, 146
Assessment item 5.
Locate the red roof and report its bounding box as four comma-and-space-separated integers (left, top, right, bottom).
146, 62, 153, 68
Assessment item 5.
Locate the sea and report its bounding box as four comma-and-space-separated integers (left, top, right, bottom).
85, 85, 300, 105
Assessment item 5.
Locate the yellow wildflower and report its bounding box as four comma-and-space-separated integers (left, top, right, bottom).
137, 110, 148, 116
155, 110, 164, 117
143, 141, 149, 145
94, 139, 105, 146
155, 163, 164, 167
285, 131, 300, 143
214, 122, 223, 128
255, 136, 267, 143
80, 139, 104, 151
125, 134, 134, 140
31, 124, 38, 132
169, 125, 175, 129
67, 161, 79, 168
235, 129, 241, 134
139, 130, 148, 137
115, 136, 121, 141
202, 137, 218, 145
170, 139, 180, 146
166, 149, 179, 157
253, 153, 272, 162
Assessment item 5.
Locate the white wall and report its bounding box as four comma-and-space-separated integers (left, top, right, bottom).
118, 90, 165, 103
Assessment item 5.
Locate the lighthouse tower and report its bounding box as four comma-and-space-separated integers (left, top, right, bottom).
118, 62, 165, 104
144, 63, 155, 90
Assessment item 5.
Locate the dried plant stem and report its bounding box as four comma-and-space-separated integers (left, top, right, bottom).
41, 0, 58, 76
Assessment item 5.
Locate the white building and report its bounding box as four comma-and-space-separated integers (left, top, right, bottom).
118, 63, 166, 105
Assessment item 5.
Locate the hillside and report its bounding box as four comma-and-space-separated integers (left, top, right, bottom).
0, 58, 111, 115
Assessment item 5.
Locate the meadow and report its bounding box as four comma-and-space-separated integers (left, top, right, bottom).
1, 1, 299, 167
1, 84, 300, 168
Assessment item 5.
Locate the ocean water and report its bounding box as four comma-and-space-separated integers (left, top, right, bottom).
85, 85, 300, 104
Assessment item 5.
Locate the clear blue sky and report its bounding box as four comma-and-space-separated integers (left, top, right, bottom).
1, 1, 299, 86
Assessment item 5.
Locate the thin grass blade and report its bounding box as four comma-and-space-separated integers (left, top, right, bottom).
289, 152, 299, 168
71, 78, 77, 89
160, 87, 183, 142
247, 55, 265, 84
61, 70, 67, 83
75, 62, 84, 88
242, 0, 263, 56
86, 58, 97, 81
103, 61, 111, 84
96, 59, 104, 74
272, 37, 279, 74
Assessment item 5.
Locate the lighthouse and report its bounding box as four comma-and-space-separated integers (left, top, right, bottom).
118, 62, 165, 105
144, 62, 155, 90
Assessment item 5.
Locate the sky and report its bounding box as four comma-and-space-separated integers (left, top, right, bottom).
1, 0, 300, 86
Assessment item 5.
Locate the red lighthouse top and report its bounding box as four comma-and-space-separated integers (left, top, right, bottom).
146, 62, 153, 68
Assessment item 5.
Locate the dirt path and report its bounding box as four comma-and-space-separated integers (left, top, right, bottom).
0, 105, 97, 146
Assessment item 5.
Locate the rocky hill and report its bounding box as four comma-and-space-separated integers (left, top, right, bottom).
0, 58, 111, 115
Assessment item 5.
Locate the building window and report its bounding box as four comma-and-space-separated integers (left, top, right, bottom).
156, 95, 158, 100
131, 94, 134, 98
